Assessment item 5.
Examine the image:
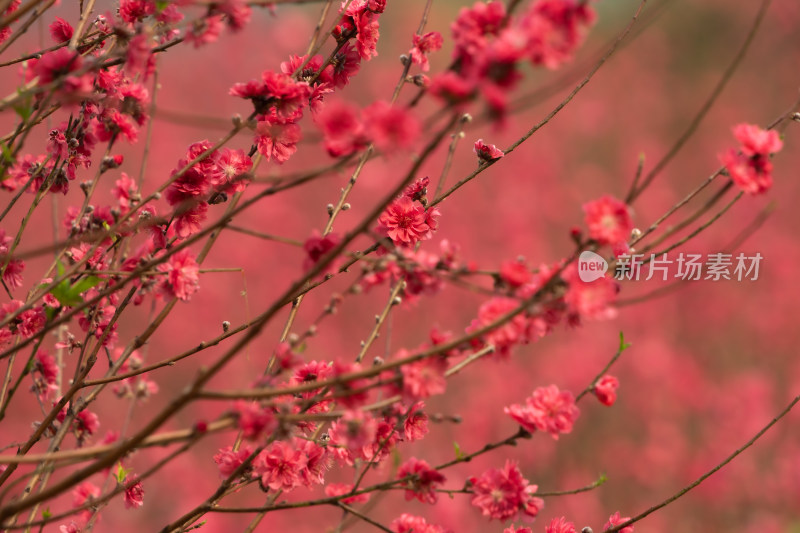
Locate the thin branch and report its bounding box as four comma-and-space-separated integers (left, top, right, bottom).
605, 393, 800, 532
628, 0, 773, 201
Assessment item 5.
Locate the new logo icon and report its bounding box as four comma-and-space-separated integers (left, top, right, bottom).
578, 251, 608, 282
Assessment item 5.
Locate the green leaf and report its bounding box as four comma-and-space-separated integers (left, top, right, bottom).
12, 88, 33, 121
0, 143, 13, 165
618, 331, 631, 352
69, 275, 102, 296
44, 306, 58, 321
453, 441, 463, 460
391, 448, 401, 468
115, 463, 130, 484
49, 265, 102, 307
42, 508, 51, 519
155, 0, 169, 12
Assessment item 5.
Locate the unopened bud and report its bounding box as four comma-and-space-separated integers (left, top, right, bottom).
208, 191, 228, 205
410, 74, 428, 87
630, 228, 642, 240
222, 321, 230, 333
100, 154, 123, 173
342, 203, 351, 211
792, 112, 800, 123
326, 203, 334, 215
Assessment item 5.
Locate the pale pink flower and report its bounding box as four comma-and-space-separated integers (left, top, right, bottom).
474, 139, 505, 161
545, 517, 577, 533
253, 441, 308, 492
213, 445, 254, 478
400, 355, 448, 403
403, 401, 429, 442
583, 195, 633, 247
255, 119, 301, 164
325, 482, 370, 504
123, 477, 144, 509
303, 231, 341, 272
466, 297, 529, 358
391, 513, 450, 533
156, 249, 199, 302
316, 100, 368, 157
397, 457, 446, 504
604, 512, 634, 533
233, 400, 276, 440
364, 101, 420, 154
377, 196, 439, 247
720, 124, 783, 195
594, 374, 619, 406
410, 31, 443, 71
563, 264, 618, 321
504, 384, 579, 439
468, 460, 544, 521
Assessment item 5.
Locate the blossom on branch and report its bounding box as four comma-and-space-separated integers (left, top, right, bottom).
720, 123, 783, 195
468, 460, 544, 521
504, 384, 579, 439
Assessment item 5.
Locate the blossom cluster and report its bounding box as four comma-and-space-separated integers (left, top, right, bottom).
0, 1, 792, 532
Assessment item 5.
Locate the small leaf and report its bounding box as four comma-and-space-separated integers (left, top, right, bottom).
50, 273, 102, 307
115, 463, 130, 484
69, 275, 102, 296
42, 508, 51, 519
12, 102, 32, 121
391, 447, 401, 468
618, 331, 631, 352
0, 143, 13, 165
453, 441, 463, 460
12, 87, 33, 121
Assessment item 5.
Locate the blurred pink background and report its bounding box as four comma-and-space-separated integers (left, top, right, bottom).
2, 0, 800, 531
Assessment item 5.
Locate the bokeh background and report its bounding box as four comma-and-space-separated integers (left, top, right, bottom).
2, 0, 800, 531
